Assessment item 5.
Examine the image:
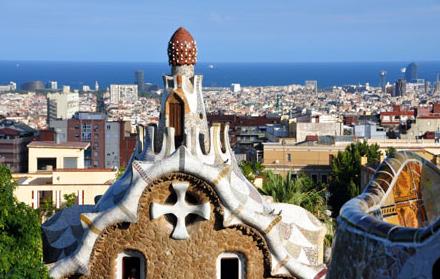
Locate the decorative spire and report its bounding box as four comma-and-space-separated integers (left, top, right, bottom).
168, 27, 197, 66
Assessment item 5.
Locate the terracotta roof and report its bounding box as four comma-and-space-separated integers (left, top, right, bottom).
167, 27, 197, 66
27, 141, 90, 149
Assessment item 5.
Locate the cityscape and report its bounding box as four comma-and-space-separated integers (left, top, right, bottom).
1, 1, 440, 279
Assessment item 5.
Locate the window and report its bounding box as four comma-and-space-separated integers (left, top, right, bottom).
217, 252, 245, 279
321, 175, 328, 184
287, 153, 292, 162
311, 174, 318, 183
63, 157, 78, 169
116, 250, 146, 279
38, 191, 53, 208
81, 124, 92, 141
37, 157, 57, 171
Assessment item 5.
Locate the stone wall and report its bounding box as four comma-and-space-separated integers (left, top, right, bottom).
74, 173, 284, 279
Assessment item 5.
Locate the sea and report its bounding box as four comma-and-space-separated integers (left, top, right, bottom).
0, 61, 439, 90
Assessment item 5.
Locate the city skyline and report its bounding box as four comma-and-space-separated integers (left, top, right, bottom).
0, 0, 439, 63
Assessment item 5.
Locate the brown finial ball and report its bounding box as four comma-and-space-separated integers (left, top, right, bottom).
168, 27, 197, 66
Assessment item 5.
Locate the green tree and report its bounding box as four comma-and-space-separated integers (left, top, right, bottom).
259, 171, 329, 222
62, 193, 77, 208
0, 165, 48, 278
328, 141, 380, 217
259, 171, 333, 247
386, 146, 397, 158
38, 199, 55, 221
239, 161, 265, 183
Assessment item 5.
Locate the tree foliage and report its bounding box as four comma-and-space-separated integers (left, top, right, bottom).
385, 146, 397, 158
38, 193, 77, 221
328, 141, 381, 217
62, 193, 77, 208
239, 162, 334, 247
259, 171, 329, 222
239, 161, 264, 183
115, 166, 125, 180
0, 165, 48, 278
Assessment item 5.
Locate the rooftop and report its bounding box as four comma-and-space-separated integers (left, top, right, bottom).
27, 141, 90, 149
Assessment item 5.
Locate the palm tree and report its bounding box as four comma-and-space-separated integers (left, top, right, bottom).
259, 171, 334, 248
259, 171, 328, 222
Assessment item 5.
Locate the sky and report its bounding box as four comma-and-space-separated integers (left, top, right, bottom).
0, 0, 439, 63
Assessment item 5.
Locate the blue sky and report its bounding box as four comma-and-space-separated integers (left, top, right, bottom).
0, 0, 439, 62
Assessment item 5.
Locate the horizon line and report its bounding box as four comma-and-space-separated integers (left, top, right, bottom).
1, 59, 440, 64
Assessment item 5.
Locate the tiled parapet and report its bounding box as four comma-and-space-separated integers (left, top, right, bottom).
329, 151, 440, 278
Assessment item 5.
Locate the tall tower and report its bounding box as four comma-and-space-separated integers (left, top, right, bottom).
405, 62, 417, 82
157, 27, 208, 149
379, 70, 387, 92
436, 73, 440, 94
135, 70, 145, 93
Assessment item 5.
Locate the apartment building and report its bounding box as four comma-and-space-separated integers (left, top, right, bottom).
0, 119, 35, 172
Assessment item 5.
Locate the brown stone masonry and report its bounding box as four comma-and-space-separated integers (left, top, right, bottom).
76, 173, 289, 279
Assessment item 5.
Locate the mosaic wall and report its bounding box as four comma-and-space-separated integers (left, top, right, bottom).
329, 151, 440, 278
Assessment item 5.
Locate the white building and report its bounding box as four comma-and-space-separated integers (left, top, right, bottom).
231, 83, 241, 93
82, 85, 91, 92
305, 80, 318, 94
110, 84, 138, 105
47, 92, 80, 123
49, 81, 58, 90
104, 122, 120, 169
62, 85, 71, 93
0, 82, 16, 92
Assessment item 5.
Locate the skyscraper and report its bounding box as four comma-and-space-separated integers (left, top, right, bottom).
405, 62, 417, 82
379, 70, 386, 91
135, 70, 145, 93
394, 79, 406, 97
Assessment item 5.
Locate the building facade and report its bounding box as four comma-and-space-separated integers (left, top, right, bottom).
27, 141, 89, 172
110, 84, 138, 105
47, 91, 80, 123
263, 140, 347, 183
50, 115, 135, 169
42, 27, 326, 279
13, 140, 115, 211
405, 62, 418, 82
135, 70, 145, 93
104, 121, 120, 169
0, 119, 35, 172
66, 112, 106, 168
290, 120, 343, 142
